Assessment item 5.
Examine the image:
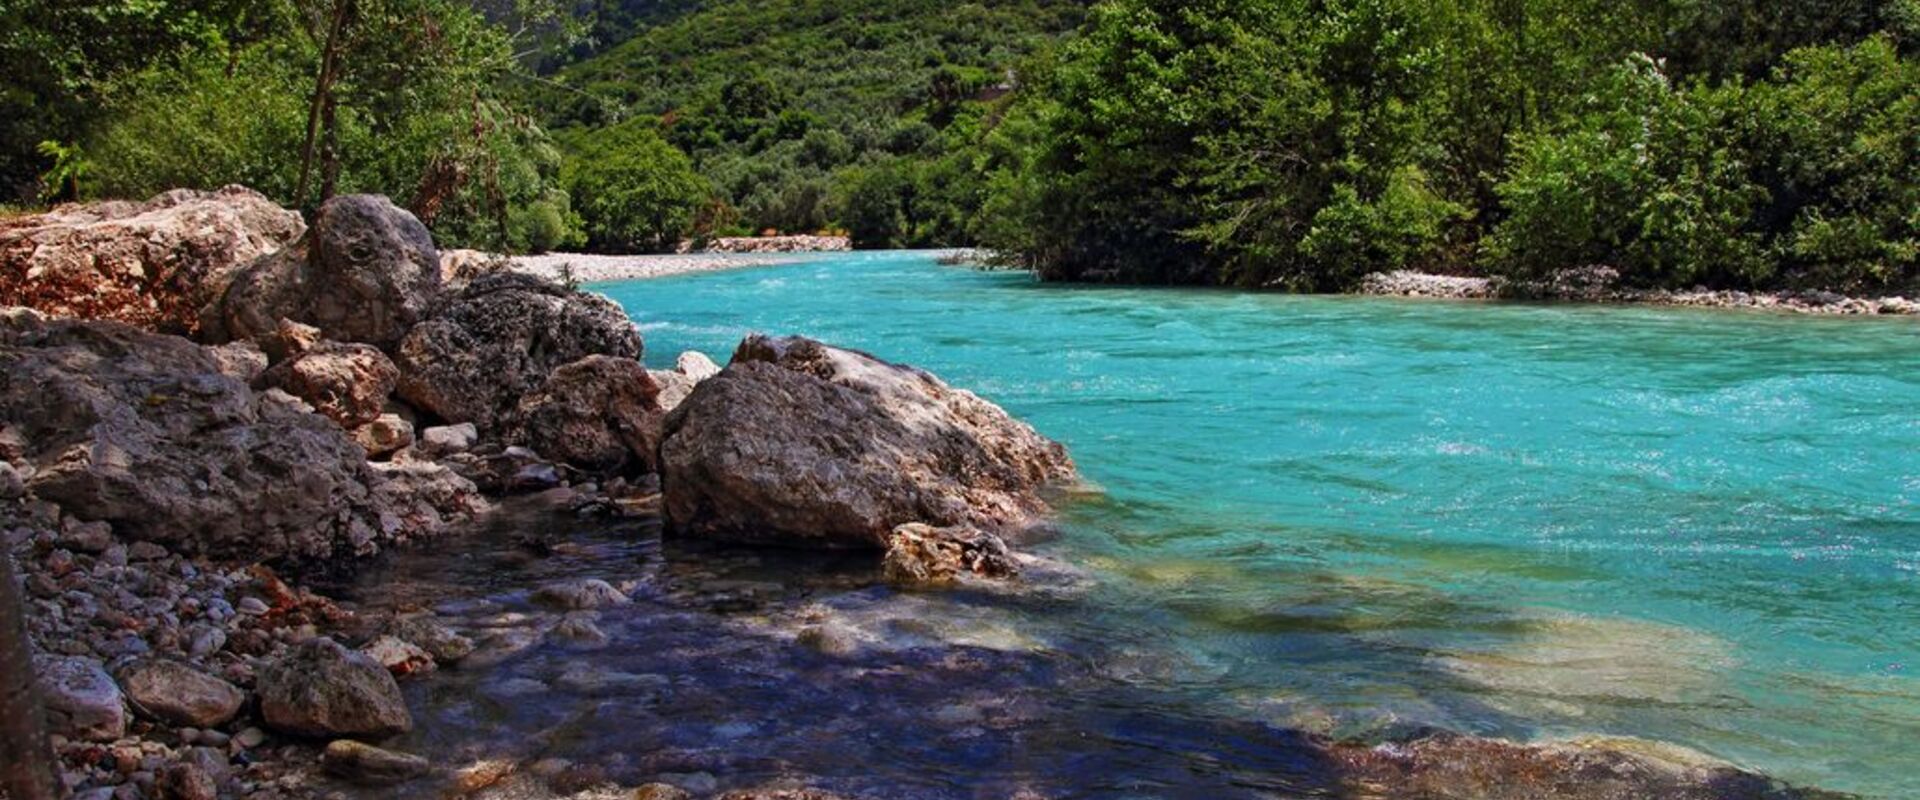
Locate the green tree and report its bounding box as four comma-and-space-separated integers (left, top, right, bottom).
564, 120, 709, 251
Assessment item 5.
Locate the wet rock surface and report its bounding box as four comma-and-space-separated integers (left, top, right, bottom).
0, 186, 305, 335
257, 637, 413, 739
661, 335, 1078, 548
206, 194, 440, 349
393, 272, 642, 432
881, 523, 1018, 585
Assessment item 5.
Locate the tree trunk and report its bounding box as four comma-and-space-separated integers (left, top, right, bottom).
0, 545, 62, 800
298, 0, 355, 208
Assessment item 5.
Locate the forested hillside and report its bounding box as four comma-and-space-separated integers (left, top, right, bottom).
4, 0, 1915, 294
530, 0, 1088, 249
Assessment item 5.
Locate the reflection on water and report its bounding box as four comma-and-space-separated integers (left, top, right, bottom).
335, 252, 1920, 798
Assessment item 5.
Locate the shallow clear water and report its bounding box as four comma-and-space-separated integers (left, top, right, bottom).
589, 251, 1920, 797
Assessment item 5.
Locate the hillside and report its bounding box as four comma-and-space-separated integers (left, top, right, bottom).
529, 0, 1088, 247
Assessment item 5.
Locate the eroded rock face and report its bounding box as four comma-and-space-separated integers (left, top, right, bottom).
515, 355, 663, 474
257, 638, 412, 739
394, 272, 641, 432
117, 659, 245, 728
882, 523, 1019, 584
1, 313, 378, 559
0, 311, 471, 559
660, 335, 1076, 548
207, 195, 440, 350
257, 341, 399, 428
0, 186, 304, 336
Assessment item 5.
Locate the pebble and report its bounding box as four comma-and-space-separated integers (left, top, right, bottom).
236, 597, 269, 616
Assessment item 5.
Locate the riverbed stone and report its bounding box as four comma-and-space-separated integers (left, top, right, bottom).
531, 578, 630, 610
257, 637, 412, 738
360, 635, 437, 677
117, 659, 245, 728
881, 523, 1019, 584
322, 739, 432, 784
419, 423, 479, 456
384, 614, 474, 665
661, 334, 1077, 548
35, 655, 126, 741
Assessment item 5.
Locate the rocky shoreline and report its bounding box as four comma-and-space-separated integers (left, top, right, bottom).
0, 187, 1843, 800
1357, 268, 1920, 316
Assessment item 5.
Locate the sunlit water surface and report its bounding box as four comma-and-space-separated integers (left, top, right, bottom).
350, 252, 1920, 798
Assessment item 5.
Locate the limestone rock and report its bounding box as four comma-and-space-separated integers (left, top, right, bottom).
651, 351, 722, 413
207, 194, 440, 350
34, 655, 126, 741
393, 272, 641, 432
257, 637, 412, 739
0, 314, 399, 560
257, 341, 398, 428
661, 335, 1076, 548
117, 659, 245, 728
369, 461, 486, 545
515, 355, 664, 474
353, 413, 415, 458
383, 614, 474, 665
0, 186, 304, 335
882, 523, 1019, 585
418, 423, 479, 457
360, 635, 436, 677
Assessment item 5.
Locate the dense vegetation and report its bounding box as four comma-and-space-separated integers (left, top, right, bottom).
4, 0, 1916, 293
981, 0, 1920, 293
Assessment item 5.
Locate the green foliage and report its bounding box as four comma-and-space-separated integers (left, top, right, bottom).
562, 119, 710, 251
982, 0, 1916, 292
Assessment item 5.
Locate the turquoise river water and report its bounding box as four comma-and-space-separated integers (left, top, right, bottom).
593, 251, 1920, 797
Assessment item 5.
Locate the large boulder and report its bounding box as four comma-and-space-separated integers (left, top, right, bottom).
515, 355, 664, 474
0, 186, 304, 336
394, 272, 641, 432
0, 309, 467, 560
660, 335, 1076, 548
206, 195, 440, 350
256, 341, 399, 428
257, 638, 412, 739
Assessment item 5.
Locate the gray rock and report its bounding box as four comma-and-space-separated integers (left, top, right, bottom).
383, 614, 474, 664
256, 637, 412, 738
418, 423, 478, 456
531, 579, 629, 610
322, 739, 431, 785
360, 635, 436, 677
117, 659, 245, 728
0, 186, 305, 336
514, 355, 664, 474
676, 350, 721, 381
393, 272, 640, 432
206, 194, 441, 350
0, 314, 438, 560
661, 335, 1077, 548
35, 655, 126, 741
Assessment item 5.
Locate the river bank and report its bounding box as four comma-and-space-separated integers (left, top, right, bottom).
1356, 268, 1920, 315
1, 189, 1883, 799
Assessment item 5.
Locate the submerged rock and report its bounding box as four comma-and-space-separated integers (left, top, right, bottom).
0, 186, 305, 336
1330, 732, 1821, 799
206, 194, 441, 350
515, 354, 664, 474
322, 739, 432, 784
383, 614, 474, 665
661, 334, 1076, 548
257, 637, 412, 739
393, 271, 641, 432
531, 578, 630, 610
882, 523, 1019, 584
117, 659, 245, 728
